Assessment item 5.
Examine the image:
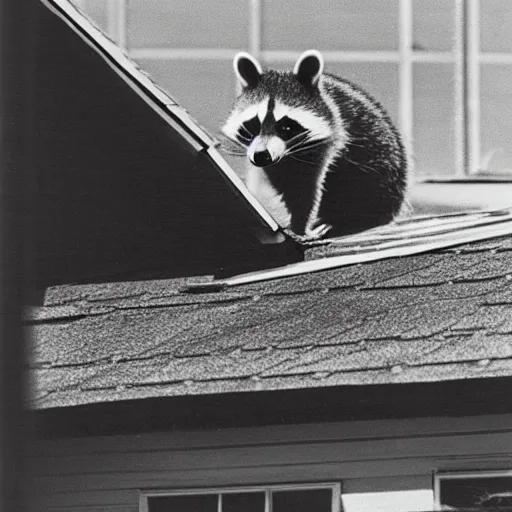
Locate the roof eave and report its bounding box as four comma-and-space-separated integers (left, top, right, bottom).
33, 376, 512, 439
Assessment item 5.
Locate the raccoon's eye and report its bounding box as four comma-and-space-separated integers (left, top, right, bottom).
276, 117, 303, 140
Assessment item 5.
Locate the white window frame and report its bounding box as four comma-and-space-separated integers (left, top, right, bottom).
434, 469, 512, 510
103, 0, 512, 177
106, 0, 127, 50
139, 482, 342, 512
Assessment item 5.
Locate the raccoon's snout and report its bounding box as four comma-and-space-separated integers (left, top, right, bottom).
248, 136, 285, 167
251, 150, 275, 167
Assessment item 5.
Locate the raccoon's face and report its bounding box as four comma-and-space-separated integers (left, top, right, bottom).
222, 50, 334, 168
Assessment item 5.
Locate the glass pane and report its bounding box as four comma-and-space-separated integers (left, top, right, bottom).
480, 64, 512, 172
440, 476, 512, 509
262, 0, 399, 51
412, 0, 455, 52
72, 0, 108, 32
272, 489, 332, 512
481, 0, 512, 53
134, 59, 236, 135
222, 492, 265, 512
413, 63, 456, 176
128, 0, 248, 49
149, 494, 218, 512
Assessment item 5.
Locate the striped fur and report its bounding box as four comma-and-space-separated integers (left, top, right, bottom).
222, 50, 409, 239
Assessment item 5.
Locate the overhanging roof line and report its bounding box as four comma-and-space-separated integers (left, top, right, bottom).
41, 0, 214, 150
40, 0, 282, 238
182, 208, 512, 292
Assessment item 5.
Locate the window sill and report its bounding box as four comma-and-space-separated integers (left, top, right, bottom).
409, 180, 512, 215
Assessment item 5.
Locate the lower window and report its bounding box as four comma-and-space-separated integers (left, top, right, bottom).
435, 471, 512, 510
141, 483, 341, 512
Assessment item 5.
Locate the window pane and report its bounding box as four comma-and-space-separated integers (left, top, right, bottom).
222, 492, 265, 512
262, 0, 399, 51
412, 0, 455, 52
272, 489, 332, 512
149, 494, 218, 512
481, 0, 512, 53
440, 476, 512, 509
134, 59, 236, 135
127, 0, 248, 49
72, 0, 108, 33
413, 63, 456, 176
480, 64, 512, 172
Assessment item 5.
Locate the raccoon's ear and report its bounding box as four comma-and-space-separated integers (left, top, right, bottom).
233, 52, 263, 88
293, 50, 324, 87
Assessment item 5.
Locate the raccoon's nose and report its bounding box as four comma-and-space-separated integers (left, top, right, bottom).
251, 150, 273, 167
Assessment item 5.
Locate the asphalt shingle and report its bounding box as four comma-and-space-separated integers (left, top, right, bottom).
28, 237, 512, 410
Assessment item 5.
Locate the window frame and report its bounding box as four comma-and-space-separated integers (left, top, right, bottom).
88, 0, 512, 178
139, 482, 342, 512
434, 469, 512, 510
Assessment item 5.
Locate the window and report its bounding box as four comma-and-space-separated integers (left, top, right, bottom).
73, 0, 512, 180
140, 484, 341, 512
435, 471, 512, 510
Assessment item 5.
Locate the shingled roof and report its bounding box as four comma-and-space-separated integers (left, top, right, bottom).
29, 222, 512, 411
29, 0, 512, 434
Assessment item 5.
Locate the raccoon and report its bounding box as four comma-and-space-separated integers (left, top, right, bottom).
222, 50, 409, 240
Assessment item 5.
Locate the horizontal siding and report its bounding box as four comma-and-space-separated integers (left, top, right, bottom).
30, 414, 512, 510
31, 455, 512, 503
32, 414, 512, 456
30, 432, 512, 475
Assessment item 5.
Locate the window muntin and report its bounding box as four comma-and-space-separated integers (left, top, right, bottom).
435, 471, 512, 510
141, 484, 341, 512
75, 0, 512, 179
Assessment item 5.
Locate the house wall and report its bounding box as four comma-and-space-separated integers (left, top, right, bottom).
29, 413, 512, 512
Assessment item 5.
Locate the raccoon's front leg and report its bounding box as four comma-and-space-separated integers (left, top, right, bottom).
289, 208, 315, 236
246, 166, 291, 229
269, 165, 326, 237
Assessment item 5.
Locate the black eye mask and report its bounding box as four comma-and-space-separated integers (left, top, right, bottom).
276, 116, 306, 141
236, 116, 261, 145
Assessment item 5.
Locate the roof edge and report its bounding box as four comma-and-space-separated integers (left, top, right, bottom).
33, 377, 512, 438
40, 0, 281, 236
41, 0, 207, 149
182, 208, 512, 292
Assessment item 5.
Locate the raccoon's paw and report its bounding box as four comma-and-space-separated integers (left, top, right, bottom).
306, 223, 333, 239
283, 223, 333, 245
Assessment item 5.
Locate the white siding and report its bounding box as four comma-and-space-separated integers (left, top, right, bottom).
29, 414, 512, 511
